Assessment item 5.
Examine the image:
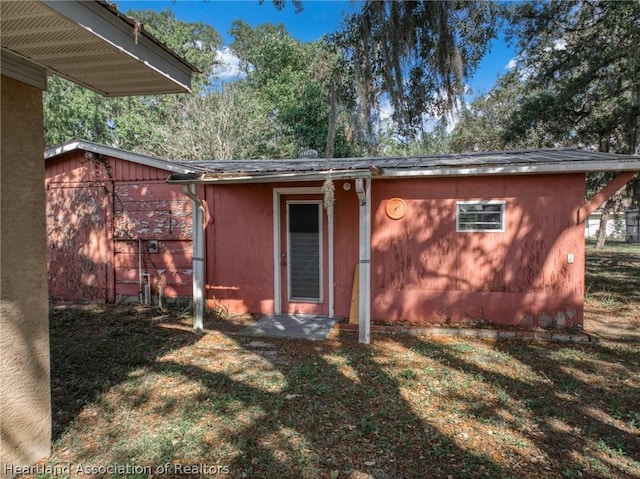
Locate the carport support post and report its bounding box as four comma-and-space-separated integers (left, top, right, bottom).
356, 178, 371, 344
183, 184, 205, 334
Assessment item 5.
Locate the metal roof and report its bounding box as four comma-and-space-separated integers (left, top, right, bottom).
45, 141, 640, 184
167, 148, 640, 184
45, 139, 206, 176
1, 0, 197, 96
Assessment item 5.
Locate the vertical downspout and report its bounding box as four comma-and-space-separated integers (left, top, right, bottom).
355, 178, 371, 344
183, 184, 205, 335
364, 178, 371, 342
328, 206, 335, 317
273, 190, 281, 314
138, 238, 143, 304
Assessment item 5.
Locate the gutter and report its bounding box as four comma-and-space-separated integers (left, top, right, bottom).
166, 160, 640, 185
167, 169, 374, 185
377, 160, 640, 178
182, 184, 205, 335
41, 0, 197, 94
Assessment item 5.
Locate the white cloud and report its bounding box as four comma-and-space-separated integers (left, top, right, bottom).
506, 57, 518, 70
213, 47, 247, 81
378, 96, 394, 122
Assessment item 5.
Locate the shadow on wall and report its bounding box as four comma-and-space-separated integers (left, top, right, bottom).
45, 153, 193, 303
0, 299, 50, 466
370, 176, 586, 328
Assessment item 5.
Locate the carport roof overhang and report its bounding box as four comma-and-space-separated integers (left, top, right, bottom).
1, 0, 198, 95
166, 148, 640, 185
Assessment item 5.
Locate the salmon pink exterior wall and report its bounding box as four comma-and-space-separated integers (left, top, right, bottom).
202, 181, 361, 316
204, 173, 586, 329
201, 183, 275, 313
45, 150, 192, 302
370, 174, 586, 328
331, 181, 361, 317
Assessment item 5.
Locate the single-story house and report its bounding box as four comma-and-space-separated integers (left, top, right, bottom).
45, 139, 200, 304
43, 144, 639, 343
165, 149, 639, 342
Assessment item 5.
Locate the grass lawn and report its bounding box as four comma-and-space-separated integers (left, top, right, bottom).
37, 242, 639, 479
585, 240, 640, 342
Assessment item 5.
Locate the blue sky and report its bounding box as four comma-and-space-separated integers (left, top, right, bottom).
116, 0, 516, 98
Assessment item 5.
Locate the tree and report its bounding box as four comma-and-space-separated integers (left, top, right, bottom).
379, 122, 450, 156
505, 1, 640, 155
151, 82, 283, 160
128, 9, 222, 87
505, 0, 640, 247
230, 21, 357, 158
43, 9, 222, 151
448, 73, 554, 153
332, 1, 501, 137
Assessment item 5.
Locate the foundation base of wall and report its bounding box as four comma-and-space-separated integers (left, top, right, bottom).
333, 323, 598, 344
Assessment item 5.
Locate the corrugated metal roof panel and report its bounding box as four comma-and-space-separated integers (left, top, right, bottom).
45, 141, 639, 185
168, 148, 639, 183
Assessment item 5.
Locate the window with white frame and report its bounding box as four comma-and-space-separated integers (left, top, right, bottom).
456, 201, 505, 232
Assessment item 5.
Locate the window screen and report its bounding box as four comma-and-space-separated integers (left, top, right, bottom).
288, 202, 321, 301
457, 202, 505, 232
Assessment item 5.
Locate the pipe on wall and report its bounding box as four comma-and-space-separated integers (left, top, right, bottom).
138, 238, 143, 304
182, 184, 205, 334
355, 178, 371, 344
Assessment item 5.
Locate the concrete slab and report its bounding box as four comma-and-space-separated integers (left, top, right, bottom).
239, 314, 339, 341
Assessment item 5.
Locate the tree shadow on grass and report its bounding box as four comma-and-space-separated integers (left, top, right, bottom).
134, 330, 512, 479
403, 335, 640, 479
49, 304, 200, 440
49, 304, 638, 478
49, 308, 515, 479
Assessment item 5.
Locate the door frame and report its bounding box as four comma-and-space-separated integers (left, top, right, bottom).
273, 187, 334, 316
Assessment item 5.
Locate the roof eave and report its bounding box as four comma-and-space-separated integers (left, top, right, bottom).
166, 169, 374, 184
41, 0, 196, 95
166, 159, 640, 184
378, 160, 640, 178
45, 139, 200, 175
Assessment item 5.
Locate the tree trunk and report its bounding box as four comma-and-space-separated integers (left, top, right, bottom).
594, 197, 616, 249
325, 80, 337, 161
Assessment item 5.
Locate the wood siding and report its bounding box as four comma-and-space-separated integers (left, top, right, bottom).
203, 183, 275, 313
205, 174, 586, 328
370, 175, 586, 328
45, 150, 192, 302
46, 185, 112, 301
